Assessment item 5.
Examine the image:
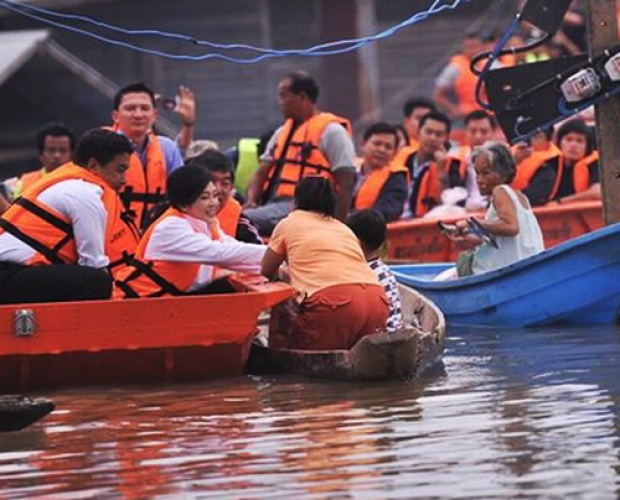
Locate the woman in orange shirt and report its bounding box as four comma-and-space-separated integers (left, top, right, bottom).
261, 177, 388, 350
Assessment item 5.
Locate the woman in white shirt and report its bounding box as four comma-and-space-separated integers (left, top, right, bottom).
114, 165, 266, 298
437, 141, 544, 279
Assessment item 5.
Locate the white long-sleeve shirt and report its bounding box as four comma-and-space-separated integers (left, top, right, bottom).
143, 214, 266, 291
0, 179, 109, 268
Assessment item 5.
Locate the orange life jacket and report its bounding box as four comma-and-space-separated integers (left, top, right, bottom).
511, 143, 562, 191
444, 145, 470, 188
19, 169, 46, 192
413, 163, 441, 217
263, 113, 352, 201
113, 208, 221, 298
396, 151, 441, 217
0, 163, 138, 272
406, 137, 420, 152
572, 151, 599, 193
449, 54, 479, 115
391, 145, 417, 178
108, 126, 167, 228
217, 197, 242, 237
354, 164, 408, 210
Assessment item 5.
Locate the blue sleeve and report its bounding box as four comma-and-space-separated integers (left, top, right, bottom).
158, 136, 185, 175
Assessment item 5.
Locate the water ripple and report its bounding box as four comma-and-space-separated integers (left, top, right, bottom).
1, 326, 620, 498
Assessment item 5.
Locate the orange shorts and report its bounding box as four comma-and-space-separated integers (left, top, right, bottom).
269, 283, 388, 350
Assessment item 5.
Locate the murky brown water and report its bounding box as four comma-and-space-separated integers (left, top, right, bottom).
2, 325, 620, 499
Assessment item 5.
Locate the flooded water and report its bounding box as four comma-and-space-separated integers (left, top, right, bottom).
2, 325, 620, 499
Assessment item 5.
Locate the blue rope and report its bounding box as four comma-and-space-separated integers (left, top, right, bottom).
474, 14, 521, 110
0, 0, 468, 62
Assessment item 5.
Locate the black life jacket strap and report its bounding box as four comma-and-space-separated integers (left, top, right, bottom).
0, 219, 65, 264
15, 198, 74, 236
115, 258, 184, 297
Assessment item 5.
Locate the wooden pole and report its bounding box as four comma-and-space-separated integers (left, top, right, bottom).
587, 0, 620, 224
356, 0, 381, 126
319, 0, 360, 120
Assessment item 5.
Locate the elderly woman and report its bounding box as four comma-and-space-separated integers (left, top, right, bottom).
262, 177, 388, 350
438, 141, 544, 278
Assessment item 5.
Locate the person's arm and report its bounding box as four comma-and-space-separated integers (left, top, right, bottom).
261, 247, 285, 280
146, 217, 266, 273
332, 169, 355, 222
432, 64, 462, 119
320, 123, 357, 221
522, 164, 557, 206
554, 183, 601, 204
173, 86, 196, 156
442, 219, 483, 248
39, 181, 109, 268
435, 147, 452, 191
373, 172, 408, 222
244, 160, 272, 208
477, 186, 519, 237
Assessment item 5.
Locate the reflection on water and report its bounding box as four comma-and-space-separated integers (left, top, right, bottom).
1, 326, 620, 498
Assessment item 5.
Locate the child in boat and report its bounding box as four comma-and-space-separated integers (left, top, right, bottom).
261, 176, 388, 350
114, 165, 266, 298
436, 141, 544, 280
347, 209, 404, 333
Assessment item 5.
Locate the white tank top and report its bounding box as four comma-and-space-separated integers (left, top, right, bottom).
472, 184, 544, 275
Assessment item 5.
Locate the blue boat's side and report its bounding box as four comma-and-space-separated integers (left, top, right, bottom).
391, 223, 620, 327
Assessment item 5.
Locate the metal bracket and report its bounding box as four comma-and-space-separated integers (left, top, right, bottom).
14, 309, 36, 337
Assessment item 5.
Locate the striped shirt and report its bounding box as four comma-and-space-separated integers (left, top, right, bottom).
369, 258, 404, 333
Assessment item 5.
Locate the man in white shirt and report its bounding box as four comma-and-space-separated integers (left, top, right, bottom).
0, 129, 134, 304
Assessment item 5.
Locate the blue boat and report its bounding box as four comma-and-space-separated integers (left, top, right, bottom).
391, 223, 620, 327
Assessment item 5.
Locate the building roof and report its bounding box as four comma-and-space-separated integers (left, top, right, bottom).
0, 30, 50, 87
0, 29, 176, 178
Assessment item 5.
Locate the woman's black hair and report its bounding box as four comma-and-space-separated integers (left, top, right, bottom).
74, 129, 133, 167
556, 119, 595, 156
294, 176, 336, 217
167, 165, 214, 209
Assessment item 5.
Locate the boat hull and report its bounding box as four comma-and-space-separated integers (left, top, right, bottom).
387, 201, 603, 262
0, 396, 55, 432
247, 284, 446, 380
0, 276, 293, 392
391, 223, 620, 327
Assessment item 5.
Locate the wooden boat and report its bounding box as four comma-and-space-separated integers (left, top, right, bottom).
387, 200, 603, 262
247, 284, 446, 380
0, 395, 55, 432
0, 275, 294, 392
391, 223, 620, 327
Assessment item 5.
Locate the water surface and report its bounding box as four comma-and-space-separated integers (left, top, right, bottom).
1, 325, 619, 499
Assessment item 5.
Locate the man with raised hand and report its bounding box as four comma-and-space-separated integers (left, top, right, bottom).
110, 83, 184, 229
